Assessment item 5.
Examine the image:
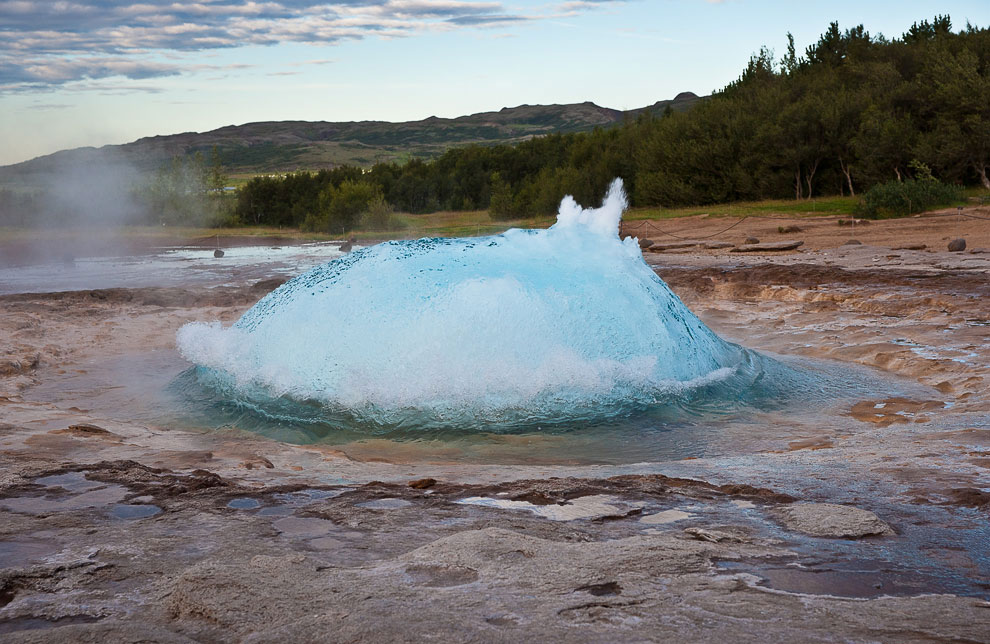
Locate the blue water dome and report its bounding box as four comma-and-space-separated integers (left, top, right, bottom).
177, 179, 792, 430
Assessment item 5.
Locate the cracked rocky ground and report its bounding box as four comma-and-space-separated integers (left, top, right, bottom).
1, 216, 989, 642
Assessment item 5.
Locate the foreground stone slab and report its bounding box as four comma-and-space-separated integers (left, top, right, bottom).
731, 240, 804, 252
775, 502, 895, 538
648, 240, 705, 251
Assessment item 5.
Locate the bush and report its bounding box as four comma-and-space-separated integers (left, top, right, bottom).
857, 173, 962, 219
359, 194, 406, 231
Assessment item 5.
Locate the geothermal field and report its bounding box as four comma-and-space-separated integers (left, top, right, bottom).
1, 186, 990, 642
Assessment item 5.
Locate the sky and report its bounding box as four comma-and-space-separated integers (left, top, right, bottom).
1, 0, 988, 166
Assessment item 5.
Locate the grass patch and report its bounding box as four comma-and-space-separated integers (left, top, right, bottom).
367, 210, 555, 240
4, 190, 981, 248
625, 195, 861, 221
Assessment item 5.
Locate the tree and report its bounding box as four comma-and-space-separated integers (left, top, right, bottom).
305, 180, 382, 233
208, 146, 228, 193
488, 171, 515, 220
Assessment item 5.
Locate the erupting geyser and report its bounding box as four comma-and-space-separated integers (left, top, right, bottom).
177, 179, 800, 431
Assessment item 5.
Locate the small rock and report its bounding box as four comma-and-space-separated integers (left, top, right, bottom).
67, 423, 114, 436
213, 249, 225, 258
242, 456, 274, 470
637, 238, 654, 249
744, 236, 760, 244
408, 478, 437, 489
842, 239, 862, 246
574, 581, 622, 596
683, 527, 747, 543
948, 238, 967, 252
639, 509, 691, 525
776, 502, 894, 538
777, 225, 803, 234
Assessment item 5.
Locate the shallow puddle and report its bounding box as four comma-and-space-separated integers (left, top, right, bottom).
719, 559, 964, 599
227, 497, 261, 510
110, 504, 162, 520
34, 472, 105, 493
273, 516, 336, 538
0, 485, 128, 515
0, 540, 61, 569
0, 472, 162, 521
457, 494, 643, 521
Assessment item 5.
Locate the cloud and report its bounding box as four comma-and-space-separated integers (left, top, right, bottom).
446, 13, 529, 25
0, 1, 614, 91
0, 57, 183, 86
29, 102, 73, 110
555, 0, 626, 13
288, 58, 336, 66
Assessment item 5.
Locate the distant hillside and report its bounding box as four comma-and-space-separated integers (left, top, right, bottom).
0, 93, 701, 184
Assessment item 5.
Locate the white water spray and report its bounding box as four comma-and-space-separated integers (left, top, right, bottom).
177, 179, 767, 429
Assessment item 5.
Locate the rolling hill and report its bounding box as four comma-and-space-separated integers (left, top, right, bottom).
0, 93, 701, 185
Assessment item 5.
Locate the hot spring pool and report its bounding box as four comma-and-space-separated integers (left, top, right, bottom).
25, 179, 920, 464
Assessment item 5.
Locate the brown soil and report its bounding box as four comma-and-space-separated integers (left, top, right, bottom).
621, 205, 990, 253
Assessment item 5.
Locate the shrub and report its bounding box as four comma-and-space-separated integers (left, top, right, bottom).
360, 194, 406, 231
857, 171, 962, 219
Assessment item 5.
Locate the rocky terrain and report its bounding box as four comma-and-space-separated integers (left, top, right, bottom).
1, 208, 989, 641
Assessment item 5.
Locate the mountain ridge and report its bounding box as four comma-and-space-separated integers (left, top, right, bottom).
2, 93, 701, 182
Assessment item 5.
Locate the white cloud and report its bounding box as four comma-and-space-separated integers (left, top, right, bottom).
0, 0, 615, 90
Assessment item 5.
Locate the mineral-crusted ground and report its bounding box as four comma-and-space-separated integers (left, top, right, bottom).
2, 210, 989, 642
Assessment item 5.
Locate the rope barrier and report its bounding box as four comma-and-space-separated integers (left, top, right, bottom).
619, 206, 990, 241
623, 216, 750, 241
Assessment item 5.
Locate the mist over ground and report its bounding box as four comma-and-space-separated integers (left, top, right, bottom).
0, 147, 232, 267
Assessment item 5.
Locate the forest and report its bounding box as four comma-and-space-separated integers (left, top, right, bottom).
2, 16, 986, 230
229, 16, 988, 232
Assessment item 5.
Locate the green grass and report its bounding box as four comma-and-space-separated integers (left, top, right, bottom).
6, 190, 985, 247
624, 195, 861, 221
351, 195, 864, 240
355, 210, 555, 241
963, 186, 990, 204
